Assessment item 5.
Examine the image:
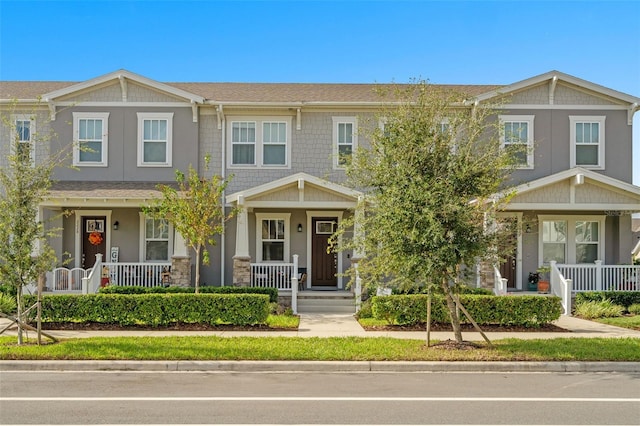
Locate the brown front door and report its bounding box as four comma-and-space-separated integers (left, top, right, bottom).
499, 253, 517, 290
311, 217, 337, 286
498, 216, 518, 290
82, 216, 107, 268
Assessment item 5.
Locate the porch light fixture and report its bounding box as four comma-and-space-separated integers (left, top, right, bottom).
297, 223, 303, 232
113, 221, 119, 230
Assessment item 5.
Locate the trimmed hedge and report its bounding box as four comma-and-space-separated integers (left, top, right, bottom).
575, 292, 640, 309
99, 285, 279, 303
371, 294, 562, 327
24, 293, 270, 326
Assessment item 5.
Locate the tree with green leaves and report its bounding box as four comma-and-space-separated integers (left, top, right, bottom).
338, 82, 519, 344
0, 107, 67, 344
144, 155, 238, 293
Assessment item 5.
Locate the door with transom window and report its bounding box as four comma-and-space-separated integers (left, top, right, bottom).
311, 217, 337, 287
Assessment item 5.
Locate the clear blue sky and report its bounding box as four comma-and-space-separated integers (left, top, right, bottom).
1, 0, 639, 180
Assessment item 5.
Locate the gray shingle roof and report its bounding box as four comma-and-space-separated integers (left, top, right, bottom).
0, 80, 502, 103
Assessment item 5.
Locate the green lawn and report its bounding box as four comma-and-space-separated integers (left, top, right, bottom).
594, 315, 640, 331
2, 336, 639, 362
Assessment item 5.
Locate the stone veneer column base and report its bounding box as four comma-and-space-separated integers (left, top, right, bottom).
233, 255, 251, 287
478, 261, 495, 290
171, 256, 192, 287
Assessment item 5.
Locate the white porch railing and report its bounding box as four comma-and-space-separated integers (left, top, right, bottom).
550, 261, 572, 315
48, 258, 171, 294
493, 266, 508, 295
556, 260, 640, 292
251, 256, 299, 314
103, 262, 171, 288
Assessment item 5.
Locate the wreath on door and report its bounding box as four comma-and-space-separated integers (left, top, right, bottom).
88, 231, 103, 246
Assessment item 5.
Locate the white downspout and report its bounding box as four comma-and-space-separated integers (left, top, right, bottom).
218, 105, 226, 286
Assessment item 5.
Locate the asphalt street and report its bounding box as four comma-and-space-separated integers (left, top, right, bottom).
1, 370, 639, 425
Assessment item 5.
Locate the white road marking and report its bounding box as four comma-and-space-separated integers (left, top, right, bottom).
2, 396, 639, 402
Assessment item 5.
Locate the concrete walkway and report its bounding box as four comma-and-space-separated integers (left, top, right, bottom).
1, 314, 639, 340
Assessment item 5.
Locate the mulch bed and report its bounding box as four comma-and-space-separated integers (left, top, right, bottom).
362, 323, 568, 332
38, 322, 568, 333
39, 322, 287, 332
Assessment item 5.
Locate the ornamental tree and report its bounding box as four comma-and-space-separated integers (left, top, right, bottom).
144, 155, 238, 293
0, 106, 68, 344
338, 81, 519, 344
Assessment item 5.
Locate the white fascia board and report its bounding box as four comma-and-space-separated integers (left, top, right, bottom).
505, 203, 640, 211
40, 197, 158, 208
43, 69, 204, 104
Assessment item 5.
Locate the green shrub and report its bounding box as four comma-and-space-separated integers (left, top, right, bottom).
371, 294, 562, 327
0, 292, 17, 314
99, 285, 278, 303
575, 292, 640, 309
24, 293, 270, 326
574, 299, 625, 319
0, 284, 14, 296
627, 303, 640, 315
355, 300, 373, 319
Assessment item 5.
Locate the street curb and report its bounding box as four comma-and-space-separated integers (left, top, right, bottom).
1, 360, 639, 373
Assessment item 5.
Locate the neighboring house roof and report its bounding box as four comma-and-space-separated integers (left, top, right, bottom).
6, 68, 638, 108
500, 167, 640, 212
41, 181, 177, 208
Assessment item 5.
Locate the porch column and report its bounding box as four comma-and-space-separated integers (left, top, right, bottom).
233, 196, 251, 287
352, 196, 366, 310
171, 230, 191, 287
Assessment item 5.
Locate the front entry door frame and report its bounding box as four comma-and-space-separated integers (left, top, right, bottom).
306, 211, 344, 290
496, 212, 523, 290
74, 210, 112, 269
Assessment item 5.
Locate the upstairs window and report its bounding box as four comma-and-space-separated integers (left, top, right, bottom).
333, 117, 357, 168
137, 113, 173, 166
73, 112, 109, 166
262, 122, 287, 165
231, 121, 256, 165
229, 117, 291, 168
570, 116, 605, 169
12, 115, 35, 165
500, 115, 534, 169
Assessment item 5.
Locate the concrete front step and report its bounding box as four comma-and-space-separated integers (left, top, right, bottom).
297, 291, 356, 314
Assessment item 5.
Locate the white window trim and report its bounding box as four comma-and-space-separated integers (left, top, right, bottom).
332, 116, 357, 169
72, 112, 109, 167
227, 116, 292, 169
11, 114, 36, 166
255, 213, 291, 263
537, 215, 605, 265
499, 115, 534, 169
569, 115, 605, 170
137, 112, 173, 167
139, 213, 174, 262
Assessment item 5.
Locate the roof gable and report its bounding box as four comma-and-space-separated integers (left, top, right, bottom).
226, 173, 361, 206
42, 69, 204, 104
474, 70, 640, 110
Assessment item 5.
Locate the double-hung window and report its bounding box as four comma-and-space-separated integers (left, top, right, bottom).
73, 112, 109, 166
229, 117, 291, 167
570, 116, 605, 169
137, 113, 173, 166
539, 216, 604, 265
262, 122, 287, 165
333, 117, 357, 168
141, 216, 172, 262
12, 115, 35, 165
255, 213, 290, 262
500, 115, 534, 169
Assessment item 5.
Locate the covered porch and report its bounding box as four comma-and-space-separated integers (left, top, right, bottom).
225, 172, 363, 291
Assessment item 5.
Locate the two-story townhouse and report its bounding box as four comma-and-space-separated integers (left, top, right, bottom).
1, 70, 639, 299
